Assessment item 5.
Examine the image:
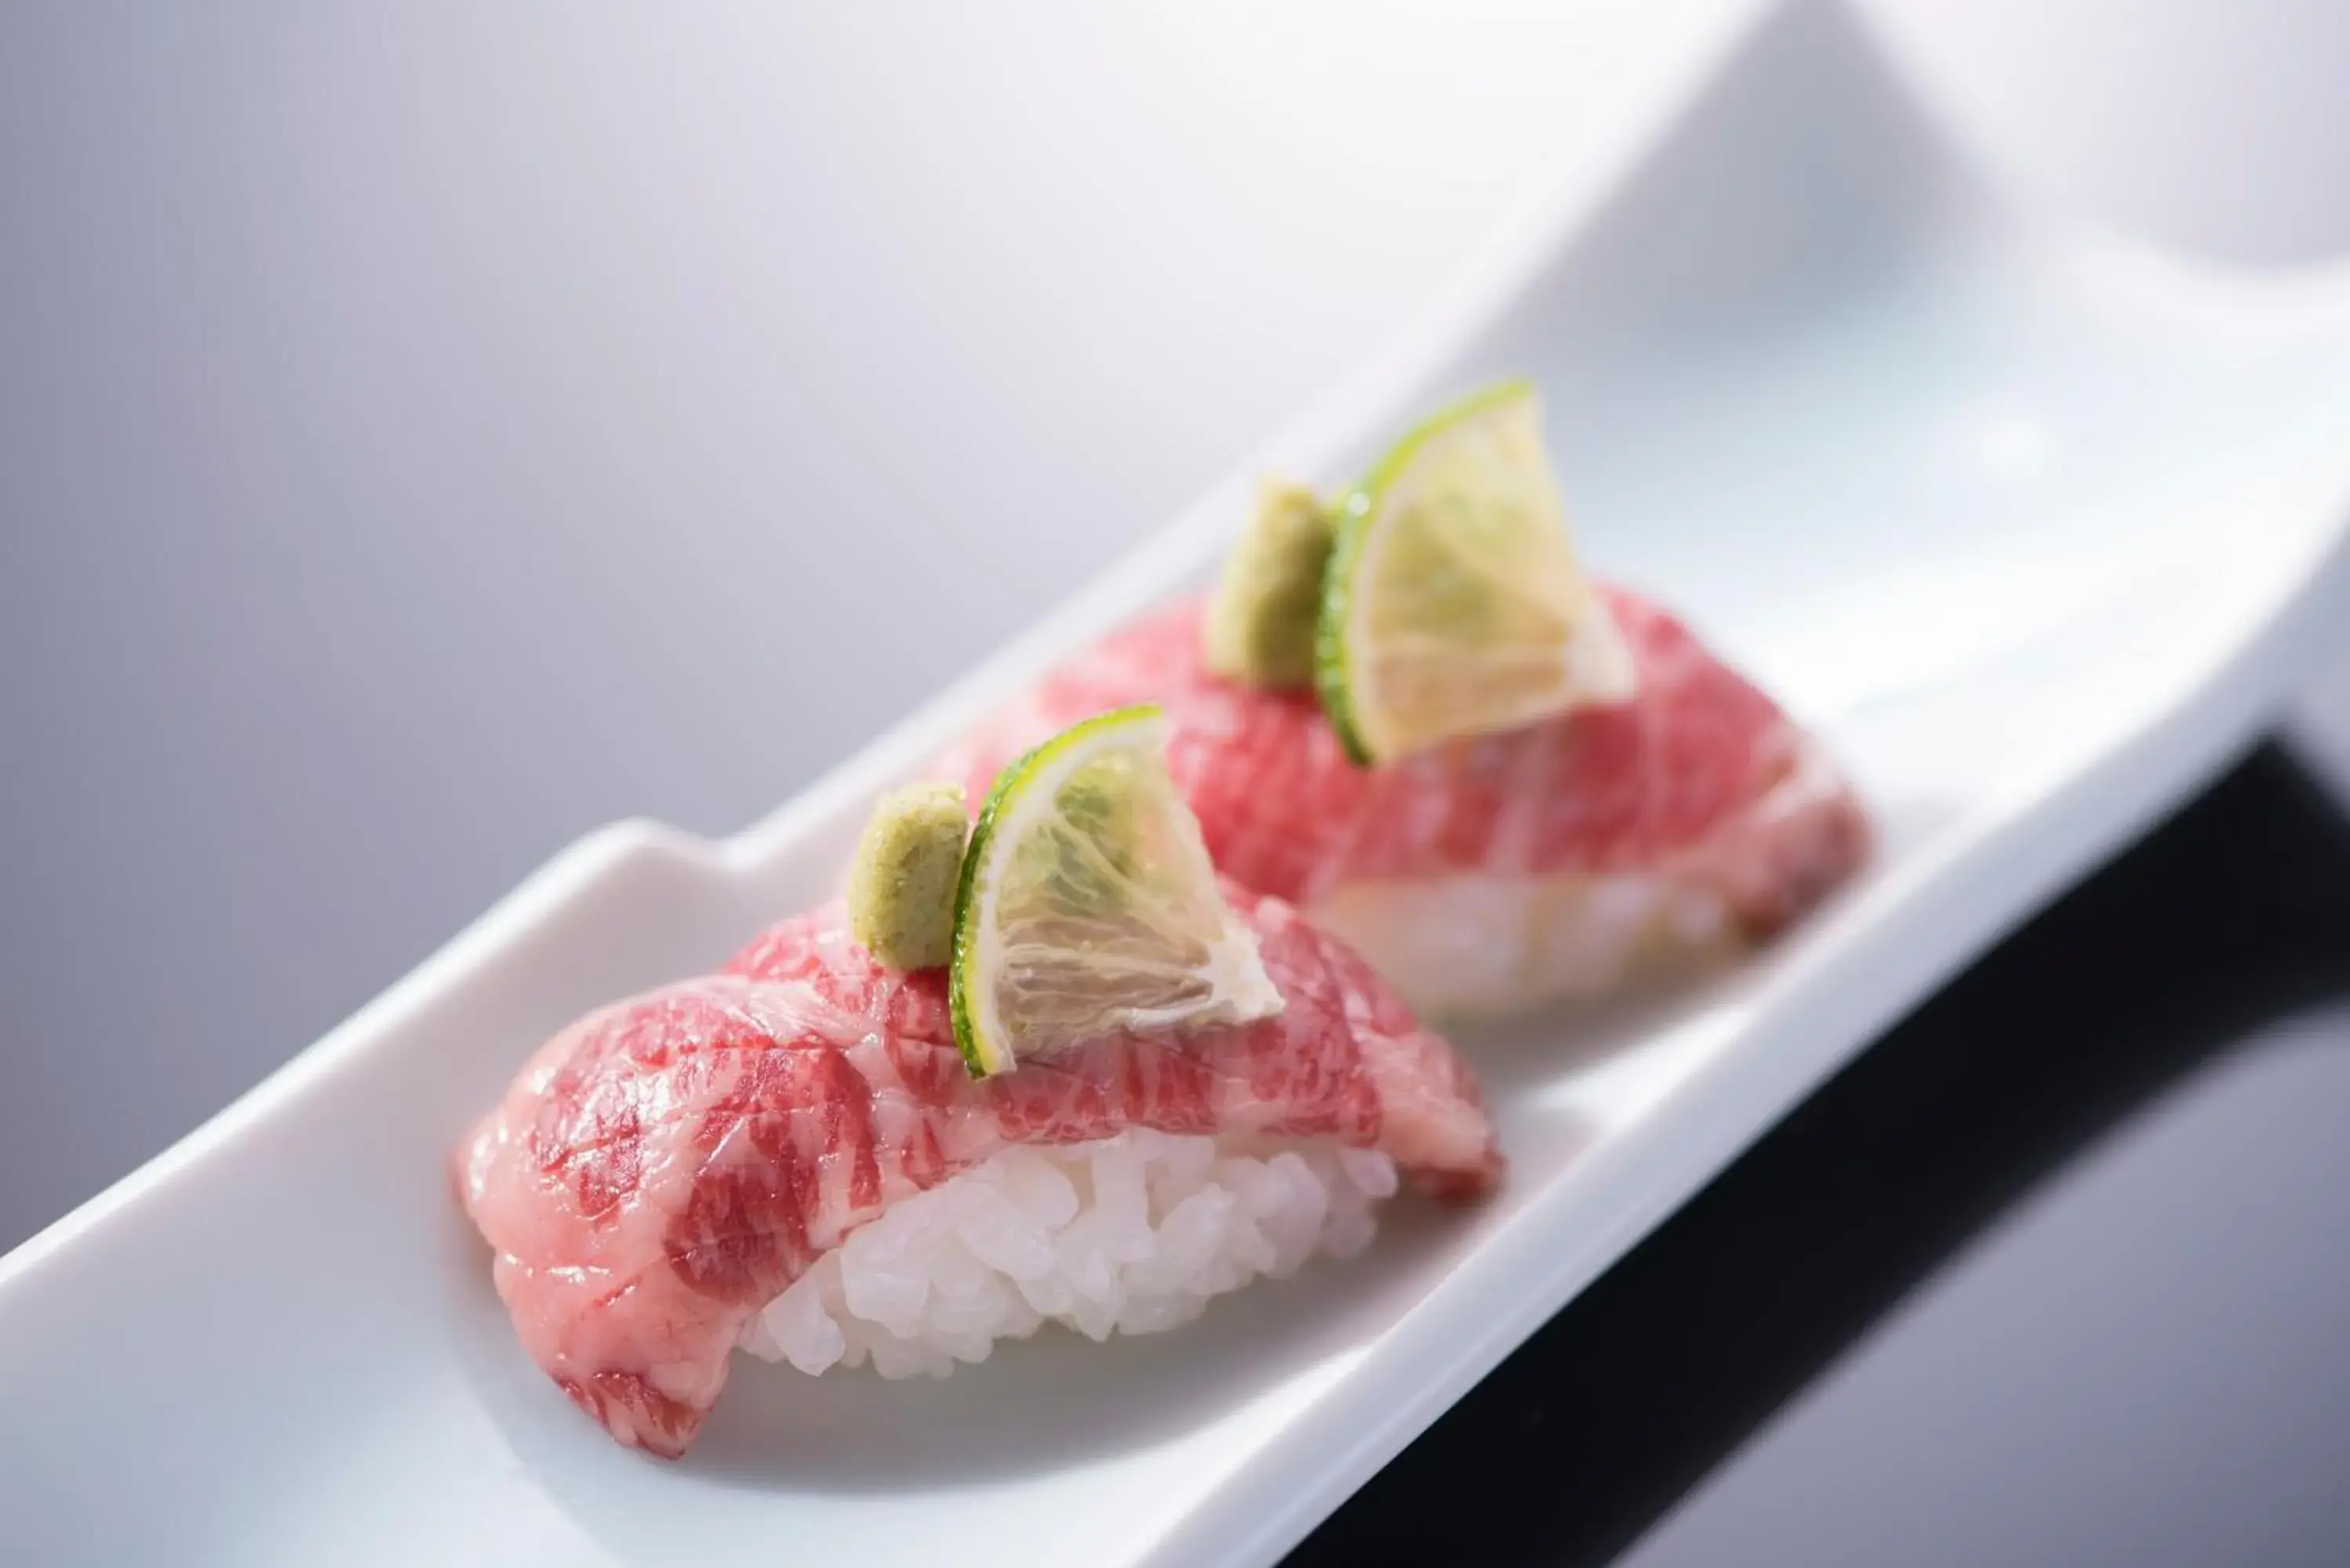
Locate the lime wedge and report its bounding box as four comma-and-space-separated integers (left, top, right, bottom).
1315, 379, 1635, 765
949, 705, 1283, 1077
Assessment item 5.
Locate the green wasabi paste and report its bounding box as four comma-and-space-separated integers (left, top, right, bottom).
846, 782, 968, 970
1202, 478, 1332, 689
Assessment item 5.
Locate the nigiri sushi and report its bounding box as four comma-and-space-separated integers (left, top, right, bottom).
939, 587, 1868, 1017
456, 883, 1499, 1458
940, 379, 1866, 1017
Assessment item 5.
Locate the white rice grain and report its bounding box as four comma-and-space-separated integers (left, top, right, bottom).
736, 1130, 1395, 1378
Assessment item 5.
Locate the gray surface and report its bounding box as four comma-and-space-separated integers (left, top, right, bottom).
0, 0, 1739, 1249
4, 0, 2350, 1257
1625, 1009, 2350, 1568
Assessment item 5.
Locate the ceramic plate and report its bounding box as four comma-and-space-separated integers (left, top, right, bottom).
9, 4, 2350, 1563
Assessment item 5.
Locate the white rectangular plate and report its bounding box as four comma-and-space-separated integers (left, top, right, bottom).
9, 4, 2350, 1564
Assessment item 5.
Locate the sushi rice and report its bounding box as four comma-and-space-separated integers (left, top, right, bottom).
1316, 870, 1736, 1019
739, 1129, 1397, 1378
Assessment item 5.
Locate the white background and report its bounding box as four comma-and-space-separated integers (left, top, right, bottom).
2, 0, 2348, 1248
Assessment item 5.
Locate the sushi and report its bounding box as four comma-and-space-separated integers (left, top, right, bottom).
941, 587, 1867, 1017
455, 883, 1499, 1458
938, 379, 1867, 1017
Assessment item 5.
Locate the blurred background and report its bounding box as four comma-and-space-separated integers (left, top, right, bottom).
5, 0, 2350, 1419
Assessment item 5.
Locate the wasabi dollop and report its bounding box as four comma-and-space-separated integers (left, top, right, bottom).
1202, 478, 1332, 689
847, 782, 968, 970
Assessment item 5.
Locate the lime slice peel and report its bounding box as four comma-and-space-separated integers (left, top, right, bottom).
1316, 378, 1635, 766
949, 704, 1282, 1078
